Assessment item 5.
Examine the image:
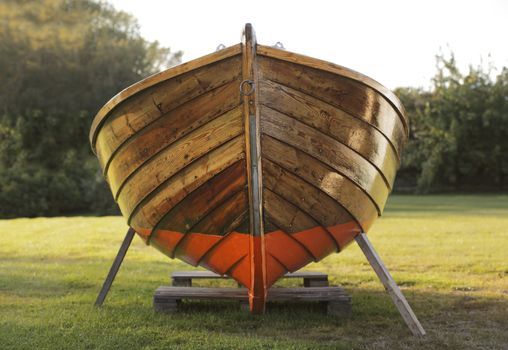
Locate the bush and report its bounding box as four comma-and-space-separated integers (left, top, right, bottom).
395, 55, 508, 193
0, 0, 181, 217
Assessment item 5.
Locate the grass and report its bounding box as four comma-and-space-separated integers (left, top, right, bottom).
0, 194, 507, 349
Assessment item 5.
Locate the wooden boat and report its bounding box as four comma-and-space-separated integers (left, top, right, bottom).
89, 24, 408, 314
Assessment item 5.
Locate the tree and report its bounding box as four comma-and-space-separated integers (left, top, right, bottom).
395, 54, 508, 192
0, 0, 182, 217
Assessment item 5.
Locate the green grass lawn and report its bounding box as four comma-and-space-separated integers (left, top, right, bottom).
0, 195, 507, 349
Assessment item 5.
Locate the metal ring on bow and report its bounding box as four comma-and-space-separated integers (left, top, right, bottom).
239, 79, 255, 96
216, 44, 226, 51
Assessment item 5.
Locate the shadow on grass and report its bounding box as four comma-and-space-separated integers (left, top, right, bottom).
1, 279, 507, 349
1, 250, 507, 349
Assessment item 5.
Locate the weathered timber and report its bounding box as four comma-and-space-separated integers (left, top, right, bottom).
261, 135, 379, 228
171, 270, 329, 287
356, 233, 426, 336
259, 79, 400, 180
95, 228, 135, 306
242, 23, 267, 314
154, 286, 350, 316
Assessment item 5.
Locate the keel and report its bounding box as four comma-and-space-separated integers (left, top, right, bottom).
242, 23, 267, 314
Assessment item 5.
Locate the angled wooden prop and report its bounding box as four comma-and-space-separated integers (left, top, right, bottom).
89, 23, 425, 334
95, 228, 135, 306
356, 233, 426, 336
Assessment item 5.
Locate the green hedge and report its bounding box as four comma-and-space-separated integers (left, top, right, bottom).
0, 1, 506, 218
0, 0, 181, 218
395, 55, 508, 193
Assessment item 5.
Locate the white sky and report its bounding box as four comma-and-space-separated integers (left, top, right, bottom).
109, 0, 508, 89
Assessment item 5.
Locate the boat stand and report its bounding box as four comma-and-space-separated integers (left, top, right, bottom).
94, 228, 135, 306
94, 230, 425, 336
154, 271, 352, 316
355, 233, 426, 336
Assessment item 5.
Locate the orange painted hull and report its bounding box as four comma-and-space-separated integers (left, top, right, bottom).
90, 25, 407, 313
142, 222, 359, 312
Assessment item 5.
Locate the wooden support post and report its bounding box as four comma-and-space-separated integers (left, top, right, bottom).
95, 228, 135, 307
355, 232, 426, 337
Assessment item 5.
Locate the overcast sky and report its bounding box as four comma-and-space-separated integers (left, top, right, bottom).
109, 0, 508, 89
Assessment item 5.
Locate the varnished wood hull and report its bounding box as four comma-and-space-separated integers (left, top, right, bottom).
90, 24, 408, 313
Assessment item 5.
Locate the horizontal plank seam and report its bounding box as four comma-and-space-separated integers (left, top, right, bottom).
103, 80, 242, 178
263, 157, 365, 235
194, 231, 239, 268
114, 107, 242, 201
149, 186, 247, 249
256, 47, 408, 135
185, 190, 248, 234
224, 254, 247, 278
126, 137, 245, 225
263, 77, 404, 158
261, 105, 393, 191
260, 80, 401, 162
145, 160, 246, 249
264, 187, 320, 228
220, 210, 249, 236
267, 250, 290, 273
90, 45, 242, 148
264, 215, 318, 262
262, 181, 342, 253
262, 134, 382, 216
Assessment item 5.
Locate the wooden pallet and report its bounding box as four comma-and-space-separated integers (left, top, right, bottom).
171, 270, 329, 287
154, 271, 351, 316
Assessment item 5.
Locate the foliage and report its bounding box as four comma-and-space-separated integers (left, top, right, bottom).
0, 195, 507, 349
0, 1, 506, 217
395, 55, 508, 193
0, 0, 182, 217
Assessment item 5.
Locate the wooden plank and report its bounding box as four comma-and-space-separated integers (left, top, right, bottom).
105, 80, 241, 184
259, 79, 400, 174
261, 106, 390, 209
268, 287, 349, 302
256, 47, 408, 136
263, 158, 354, 229
262, 135, 379, 231
154, 286, 349, 302
263, 188, 319, 233
190, 190, 248, 234
117, 109, 243, 216
171, 270, 330, 288
95, 55, 242, 168
355, 233, 426, 337
150, 160, 246, 237
257, 55, 407, 155
242, 23, 267, 314
95, 228, 135, 306
171, 270, 329, 279
90, 44, 242, 148
129, 138, 245, 232
154, 286, 350, 315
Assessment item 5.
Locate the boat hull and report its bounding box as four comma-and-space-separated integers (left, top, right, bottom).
90, 24, 407, 313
